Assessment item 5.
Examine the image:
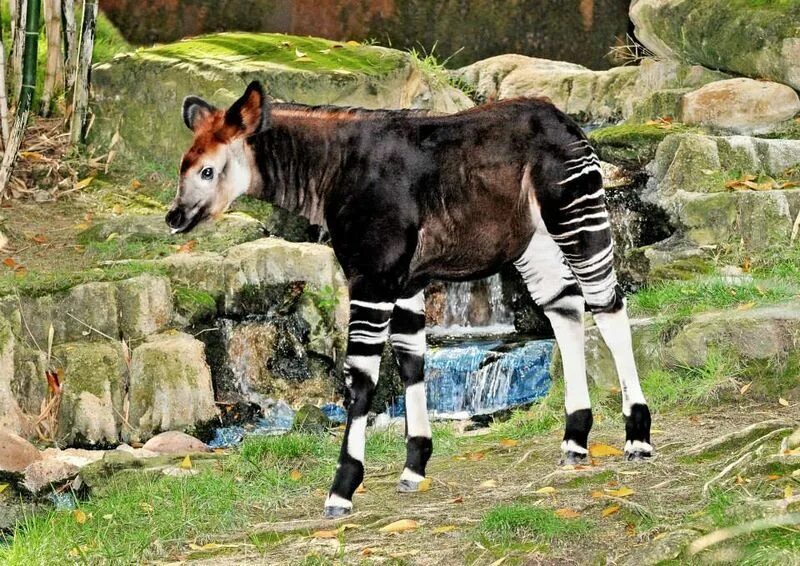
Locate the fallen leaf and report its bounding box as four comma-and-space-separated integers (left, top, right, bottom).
338, 523, 360, 533
450, 496, 464, 504
31, 234, 47, 244
130, 179, 142, 189
432, 525, 458, 534
767, 474, 781, 480
312, 530, 338, 539
602, 504, 621, 517
786, 485, 794, 499
737, 302, 756, 312
355, 483, 367, 493
555, 508, 580, 518
0, 483, 7, 494
360, 548, 374, 556
779, 397, 790, 407
139, 502, 154, 512
535, 486, 556, 495
111, 204, 124, 215
479, 479, 498, 488
20, 151, 44, 160
740, 382, 753, 395
295, 48, 306, 58
605, 487, 635, 498
289, 469, 302, 481
73, 509, 87, 524
467, 451, 486, 461
499, 438, 518, 448
591, 490, 604, 498
346, 40, 361, 46
75, 177, 94, 190
489, 557, 508, 566
590, 443, 624, 457
417, 478, 432, 492
180, 455, 192, 469
177, 240, 197, 254
625, 522, 637, 536
379, 519, 418, 533
2, 257, 17, 269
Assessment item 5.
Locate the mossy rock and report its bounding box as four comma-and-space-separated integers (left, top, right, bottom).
631, 0, 800, 90
89, 32, 472, 172
116, 275, 174, 339
588, 122, 701, 168
291, 404, 331, 433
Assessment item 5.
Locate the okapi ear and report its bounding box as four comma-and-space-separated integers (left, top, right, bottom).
225, 81, 270, 136
182, 96, 216, 132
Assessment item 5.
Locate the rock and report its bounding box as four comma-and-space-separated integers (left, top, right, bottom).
89, 33, 472, 172
589, 122, 701, 170
160, 252, 226, 296
631, 0, 800, 90
22, 459, 80, 494
116, 275, 173, 339
664, 301, 800, 368
0, 318, 26, 436
291, 404, 330, 433
57, 282, 120, 343
115, 443, 160, 458
127, 333, 219, 443
55, 342, 126, 447
12, 348, 48, 416
681, 79, 800, 134
0, 429, 41, 472
454, 54, 639, 122
141, 431, 210, 454
40, 447, 105, 468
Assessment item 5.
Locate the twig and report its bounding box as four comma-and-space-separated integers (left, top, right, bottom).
688, 513, 800, 555
702, 451, 754, 496
0, 37, 9, 146
723, 427, 793, 466
64, 311, 117, 341
680, 419, 798, 457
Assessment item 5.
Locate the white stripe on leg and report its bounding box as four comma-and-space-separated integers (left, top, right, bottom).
547, 296, 590, 415
347, 415, 368, 463
405, 381, 431, 439
593, 305, 646, 416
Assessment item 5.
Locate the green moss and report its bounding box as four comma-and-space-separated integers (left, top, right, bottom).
649, 256, 714, 281
147, 33, 405, 77
0, 262, 166, 298
589, 122, 702, 167
173, 286, 218, 323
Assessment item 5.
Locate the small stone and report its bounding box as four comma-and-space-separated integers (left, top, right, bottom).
142, 431, 210, 454
0, 429, 42, 473
115, 443, 160, 458
40, 448, 105, 469
23, 459, 80, 494
291, 404, 330, 433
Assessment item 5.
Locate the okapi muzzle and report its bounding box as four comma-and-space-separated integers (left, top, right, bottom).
171, 81, 653, 520
166, 81, 268, 233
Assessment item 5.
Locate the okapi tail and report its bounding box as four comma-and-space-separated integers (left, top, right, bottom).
532, 135, 623, 314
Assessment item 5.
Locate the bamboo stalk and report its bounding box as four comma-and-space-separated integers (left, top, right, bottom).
61, 0, 76, 93
69, 0, 96, 144
40, 0, 63, 116
0, 10, 9, 146
0, 0, 41, 199
10, 0, 26, 105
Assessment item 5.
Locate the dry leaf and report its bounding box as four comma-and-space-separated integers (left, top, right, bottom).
489, 557, 508, 566
499, 438, 518, 448
345, 40, 361, 46
355, 483, 367, 493
177, 240, 198, 254
379, 519, 418, 533
75, 177, 94, 190
360, 548, 374, 556
779, 397, 790, 407
0, 483, 7, 494
535, 486, 556, 495
130, 179, 142, 189
2, 257, 17, 269
602, 504, 621, 517
740, 382, 753, 395
467, 451, 485, 461
786, 485, 795, 499
180, 455, 192, 470
31, 234, 47, 244
591, 490, 604, 498
605, 487, 634, 498
737, 302, 756, 311
432, 525, 458, 534
73, 510, 87, 524
555, 508, 580, 518
312, 530, 338, 539
289, 469, 302, 481
417, 478, 432, 492
589, 443, 624, 457
450, 496, 464, 504
625, 523, 637, 536
766, 474, 781, 480
479, 479, 498, 488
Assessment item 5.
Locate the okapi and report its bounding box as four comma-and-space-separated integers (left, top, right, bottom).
168, 81, 652, 518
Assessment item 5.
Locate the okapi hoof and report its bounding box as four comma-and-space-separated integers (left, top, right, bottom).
624, 441, 653, 462
323, 506, 352, 519
396, 479, 423, 493
560, 451, 588, 466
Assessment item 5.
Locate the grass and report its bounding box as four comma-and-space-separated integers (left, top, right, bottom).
475, 503, 591, 551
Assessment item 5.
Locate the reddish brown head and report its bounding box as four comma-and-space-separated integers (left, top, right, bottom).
166, 81, 269, 233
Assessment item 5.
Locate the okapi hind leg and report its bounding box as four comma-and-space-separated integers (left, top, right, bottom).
324, 296, 394, 518
389, 291, 433, 492
514, 231, 593, 466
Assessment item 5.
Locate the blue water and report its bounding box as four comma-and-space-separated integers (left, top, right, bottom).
391, 339, 554, 418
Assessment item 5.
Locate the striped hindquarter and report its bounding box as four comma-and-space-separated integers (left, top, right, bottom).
324, 292, 433, 517
515, 139, 652, 465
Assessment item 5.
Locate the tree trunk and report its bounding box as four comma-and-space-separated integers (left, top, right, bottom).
61, 0, 77, 94
0, 0, 41, 198
69, 0, 96, 143
10, 0, 27, 106
41, 0, 63, 116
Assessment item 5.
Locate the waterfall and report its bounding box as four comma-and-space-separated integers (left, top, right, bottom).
433, 274, 515, 335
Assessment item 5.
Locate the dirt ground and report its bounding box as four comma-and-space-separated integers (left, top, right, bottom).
178, 402, 799, 565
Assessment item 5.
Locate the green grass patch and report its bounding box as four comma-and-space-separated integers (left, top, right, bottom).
563, 470, 614, 489
589, 122, 701, 167
476, 503, 591, 551
173, 286, 218, 322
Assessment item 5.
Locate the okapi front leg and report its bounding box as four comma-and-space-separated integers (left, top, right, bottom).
389, 292, 433, 492
324, 298, 393, 518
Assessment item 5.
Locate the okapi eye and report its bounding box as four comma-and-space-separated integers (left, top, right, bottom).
200, 167, 214, 181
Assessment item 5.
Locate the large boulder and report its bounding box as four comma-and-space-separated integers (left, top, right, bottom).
126, 333, 219, 443
630, 0, 800, 90
54, 342, 126, 446
680, 78, 800, 134
90, 33, 473, 171
0, 429, 41, 473
116, 275, 173, 339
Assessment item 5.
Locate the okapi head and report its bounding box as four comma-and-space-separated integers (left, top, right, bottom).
166, 81, 269, 233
